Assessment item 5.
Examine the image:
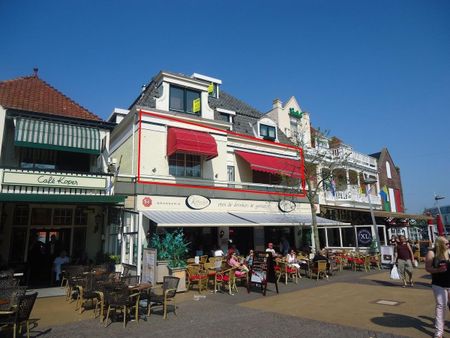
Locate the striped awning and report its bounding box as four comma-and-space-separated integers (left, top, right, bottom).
14, 117, 101, 154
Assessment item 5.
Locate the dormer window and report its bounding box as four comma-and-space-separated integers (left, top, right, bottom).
169, 85, 201, 114
208, 82, 219, 98
216, 108, 236, 130
260, 124, 276, 141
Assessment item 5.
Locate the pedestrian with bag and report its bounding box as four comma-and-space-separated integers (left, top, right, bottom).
394, 235, 415, 287
425, 236, 450, 338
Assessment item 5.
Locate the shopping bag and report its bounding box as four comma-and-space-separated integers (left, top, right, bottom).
390, 265, 400, 280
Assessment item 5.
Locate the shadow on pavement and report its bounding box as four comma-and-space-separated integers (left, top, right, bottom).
371, 279, 432, 289
371, 312, 434, 337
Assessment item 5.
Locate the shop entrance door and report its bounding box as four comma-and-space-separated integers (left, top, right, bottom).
28, 228, 71, 286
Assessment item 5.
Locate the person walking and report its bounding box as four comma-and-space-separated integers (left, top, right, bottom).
395, 235, 415, 287
425, 236, 450, 338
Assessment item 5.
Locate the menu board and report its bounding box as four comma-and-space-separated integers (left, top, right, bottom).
142, 248, 157, 286
248, 251, 279, 296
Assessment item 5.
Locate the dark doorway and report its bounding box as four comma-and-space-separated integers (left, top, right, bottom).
27, 228, 71, 287
229, 227, 254, 256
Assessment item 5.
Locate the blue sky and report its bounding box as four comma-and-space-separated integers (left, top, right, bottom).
1, 0, 449, 213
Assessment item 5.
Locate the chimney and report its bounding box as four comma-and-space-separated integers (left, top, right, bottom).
272, 98, 282, 109
33, 68, 39, 77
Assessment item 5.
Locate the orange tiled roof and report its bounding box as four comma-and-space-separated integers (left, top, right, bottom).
0, 73, 101, 121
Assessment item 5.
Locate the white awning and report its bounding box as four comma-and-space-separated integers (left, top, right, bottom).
230, 212, 349, 226
142, 210, 346, 227
142, 210, 256, 227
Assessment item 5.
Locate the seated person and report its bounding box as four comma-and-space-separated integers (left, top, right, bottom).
227, 251, 249, 274
53, 250, 70, 283
286, 249, 301, 270
214, 246, 224, 257
245, 250, 255, 268
312, 250, 329, 263
265, 242, 277, 256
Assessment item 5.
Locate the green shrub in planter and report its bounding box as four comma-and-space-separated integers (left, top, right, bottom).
149, 229, 190, 268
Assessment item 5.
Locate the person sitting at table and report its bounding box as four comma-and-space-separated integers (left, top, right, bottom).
265, 243, 277, 256
53, 250, 70, 284
227, 251, 249, 274
312, 249, 329, 263
214, 245, 224, 257
245, 249, 255, 268
286, 249, 301, 270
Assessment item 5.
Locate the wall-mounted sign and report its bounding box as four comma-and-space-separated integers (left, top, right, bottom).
142, 197, 153, 208
2, 171, 107, 190
186, 195, 210, 210
358, 229, 373, 246
278, 200, 296, 213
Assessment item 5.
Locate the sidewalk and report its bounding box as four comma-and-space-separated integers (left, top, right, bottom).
8, 265, 442, 338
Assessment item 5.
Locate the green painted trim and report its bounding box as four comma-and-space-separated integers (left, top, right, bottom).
0, 193, 125, 203
14, 141, 100, 155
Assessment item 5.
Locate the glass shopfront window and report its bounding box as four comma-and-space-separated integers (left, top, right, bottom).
327, 228, 341, 247
342, 227, 356, 247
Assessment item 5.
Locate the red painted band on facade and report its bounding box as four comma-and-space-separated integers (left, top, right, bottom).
137, 109, 306, 197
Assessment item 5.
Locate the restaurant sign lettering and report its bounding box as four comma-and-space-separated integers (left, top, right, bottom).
3, 171, 107, 190
186, 195, 211, 210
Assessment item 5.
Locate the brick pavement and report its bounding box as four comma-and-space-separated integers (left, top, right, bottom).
1, 264, 445, 338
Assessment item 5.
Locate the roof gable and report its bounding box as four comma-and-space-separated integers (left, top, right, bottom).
0, 74, 100, 121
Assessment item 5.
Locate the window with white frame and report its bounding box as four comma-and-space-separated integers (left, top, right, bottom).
169, 153, 201, 178
259, 124, 276, 140
386, 161, 392, 178
227, 165, 235, 182
169, 85, 201, 114
122, 211, 138, 266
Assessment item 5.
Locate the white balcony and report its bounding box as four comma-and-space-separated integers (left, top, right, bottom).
320, 185, 382, 207
330, 147, 377, 170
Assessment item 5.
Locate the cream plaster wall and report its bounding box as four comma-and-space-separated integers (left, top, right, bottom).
110, 131, 137, 176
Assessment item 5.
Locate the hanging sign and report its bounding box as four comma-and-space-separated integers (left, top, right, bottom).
192, 98, 201, 113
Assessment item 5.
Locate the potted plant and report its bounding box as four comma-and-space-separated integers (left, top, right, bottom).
149, 229, 190, 290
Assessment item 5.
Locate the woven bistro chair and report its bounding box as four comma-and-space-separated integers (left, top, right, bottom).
148, 276, 180, 319
186, 265, 208, 293
0, 292, 38, 338
310, 260, 328, 281
104, 285, 140, 328
0, 287, 27, 311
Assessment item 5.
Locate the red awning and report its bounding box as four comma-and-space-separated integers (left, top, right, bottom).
167, 127, 218, 160
235, 150, 302, 179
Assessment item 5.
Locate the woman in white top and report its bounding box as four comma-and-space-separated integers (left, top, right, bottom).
286, 249, 301, 269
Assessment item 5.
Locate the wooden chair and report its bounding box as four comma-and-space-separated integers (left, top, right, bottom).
310, 260, 328, 281
148, 276, 180, 319
186, 265, 208, 293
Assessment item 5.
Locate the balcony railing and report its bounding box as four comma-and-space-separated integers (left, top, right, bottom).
330, 147, 377, 169
0, 167, 114, 196
138, 174, 303, 195
320, 185, 382, 206
305, 147, 377, 170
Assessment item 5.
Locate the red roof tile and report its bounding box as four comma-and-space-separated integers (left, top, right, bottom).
0, 74, 101, 121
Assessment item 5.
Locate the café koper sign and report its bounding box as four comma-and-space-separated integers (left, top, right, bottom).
3, 171, 107, 190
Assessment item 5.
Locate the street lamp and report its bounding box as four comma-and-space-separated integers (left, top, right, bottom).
364, 177, 381, 252
435, 194, 446, 236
